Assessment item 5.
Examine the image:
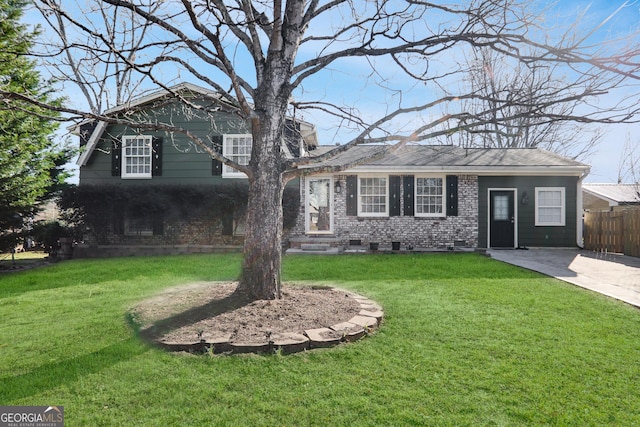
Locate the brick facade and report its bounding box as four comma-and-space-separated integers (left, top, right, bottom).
290, 175, 479, 249
84, 213, 244, 246
76, 213, 244, 258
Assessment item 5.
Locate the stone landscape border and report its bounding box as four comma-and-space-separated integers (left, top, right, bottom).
154, 289, 384, 355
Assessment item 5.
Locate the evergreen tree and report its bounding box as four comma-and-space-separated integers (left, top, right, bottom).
0, 0, 70, 252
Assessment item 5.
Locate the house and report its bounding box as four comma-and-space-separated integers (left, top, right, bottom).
288, 145, 590, 251
71, 83, 317, 257
71, 83, 590, 257
582, 183, 640, 212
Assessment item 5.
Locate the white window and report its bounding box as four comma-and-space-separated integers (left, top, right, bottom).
222, 135, 252, 177
122, 135, 152, 178
359, 176, 387, 217
535, 187, 566, 226
415, 176, 444, 216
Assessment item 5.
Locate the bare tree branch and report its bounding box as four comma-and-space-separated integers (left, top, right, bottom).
11, 0, 640, 299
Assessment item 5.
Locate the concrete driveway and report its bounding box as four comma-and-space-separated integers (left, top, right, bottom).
487, 248, 640, 308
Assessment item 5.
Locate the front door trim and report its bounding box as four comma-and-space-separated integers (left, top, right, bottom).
487, 188, 518, 249
305, 176, 334, 234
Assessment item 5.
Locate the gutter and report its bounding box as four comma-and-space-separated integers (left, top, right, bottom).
323, 165, 590, 176
577, 168, 591, 248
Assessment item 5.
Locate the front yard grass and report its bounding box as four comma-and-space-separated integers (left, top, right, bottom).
1, 253, 639, 426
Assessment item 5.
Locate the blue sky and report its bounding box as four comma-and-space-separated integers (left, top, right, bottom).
297, 0, 640, 183
23, 0, 640, 184
557, 0, 640, 182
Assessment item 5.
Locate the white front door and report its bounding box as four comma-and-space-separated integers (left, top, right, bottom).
306, 177, 333, 234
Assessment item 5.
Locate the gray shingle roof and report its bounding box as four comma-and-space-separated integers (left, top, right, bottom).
304, 145, 588, 173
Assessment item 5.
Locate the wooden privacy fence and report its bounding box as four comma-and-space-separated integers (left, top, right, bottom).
584, 210, 640, 258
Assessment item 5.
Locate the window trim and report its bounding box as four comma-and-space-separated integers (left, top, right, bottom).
121, 135, 153, 179
414, 174, 446, 218
535, 187, 566, 226
222, 134, 252, 178
358, 175, 388, 217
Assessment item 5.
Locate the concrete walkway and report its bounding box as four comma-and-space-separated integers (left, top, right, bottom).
487, 248, 640, 308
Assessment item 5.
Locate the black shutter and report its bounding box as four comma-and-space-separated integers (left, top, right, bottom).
389, 175, 401, 216
446, 175, 458, 216
111, 139, 121, 176
403, 175, 414, 216
152, 137, 163, 176
211, 135, 223, 176
346, 175, 358, 216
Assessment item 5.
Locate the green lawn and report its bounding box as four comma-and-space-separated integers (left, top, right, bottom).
1, 253, 639, 426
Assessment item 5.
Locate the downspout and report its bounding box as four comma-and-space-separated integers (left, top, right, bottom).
577, 167, 590, 248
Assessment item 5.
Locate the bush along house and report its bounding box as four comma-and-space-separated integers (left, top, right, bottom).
287, 145, 590, 253
68, 83, 317, 258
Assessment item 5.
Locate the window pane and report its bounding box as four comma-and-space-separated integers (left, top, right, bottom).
493, 195, 509, 221
539, 207, 561, 223
539, 190, 561, 207
122, 136, 153, 178
360, 177, 386, 215
536, 188, 564, 225
223, 135, 252, 175
416, 177, 443, 215
309, 179, 331, 233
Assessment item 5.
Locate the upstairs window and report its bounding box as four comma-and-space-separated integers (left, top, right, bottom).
415, 176, 444, 216
535, 187, 565, 226
223, 135, 252, 177
122, 135, 152, 179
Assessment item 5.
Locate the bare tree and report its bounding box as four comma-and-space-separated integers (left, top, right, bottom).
441, 47, 603, 159
5, 0, 640, 300
32, 0, 163, 113
617, 133, 640, 184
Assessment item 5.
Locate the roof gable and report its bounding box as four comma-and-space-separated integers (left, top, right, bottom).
104, 82, 231, 115
76, 83, 318, 166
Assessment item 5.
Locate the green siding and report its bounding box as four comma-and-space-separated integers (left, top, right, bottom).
478, 176, 579, 248
79, 101, 251, 186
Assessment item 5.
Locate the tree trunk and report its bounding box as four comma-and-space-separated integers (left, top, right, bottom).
236, 169, 285, 300
235, 107, 288, 301
234, 15, 299, 300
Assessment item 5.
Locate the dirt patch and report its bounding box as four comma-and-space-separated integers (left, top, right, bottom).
129, 282, 364, 346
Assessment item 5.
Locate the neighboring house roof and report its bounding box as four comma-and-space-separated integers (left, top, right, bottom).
75, 82, 318, 166
302, 145, 590, 175
583, 183, 640, 207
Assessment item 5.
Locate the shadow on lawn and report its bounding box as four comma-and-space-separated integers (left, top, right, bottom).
135, 290, 249, 341
0, 338, 148, 401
